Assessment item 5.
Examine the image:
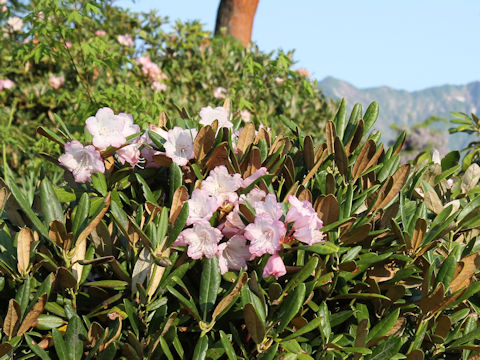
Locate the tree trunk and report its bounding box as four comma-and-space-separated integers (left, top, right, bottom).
214, 0, 259, 47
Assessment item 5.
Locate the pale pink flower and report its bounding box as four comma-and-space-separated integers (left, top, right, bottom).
245, 213, 285, 257
86, 108, 139, 150
136, 56, 167, 82
221, 209, 245, 238
180, 221, 223, 259
253, 194, 283, 221
48, 75, 65, 89
151, 81, 167, 92
293, 224, 325, 246
199, 106, 233, 129
274, 77, 284, 86
163, 127, 197, 166
95, 30, 107, 36
447, 178, 454, 189
65, 42, 72, 49
187, 189, 218, 225
202, 166, 242, 205
262, 254, 286, 279
213, 86, 227, 99
217, 235, 251, 274
141, 147, 162, 169
36, 11, 44, 20
295, 68, 310, 78
7, 16, 23, 32
240, 188, 266, 206
58, 141, 105, 183
286, 195, 324, 246
119, 112, 140, 138
286, 195, 321, 229
0, 79, 14, 90
117, 34, 134, 47
116, 143, 141, 167
240, 110, 251, 122
2, 6, 7, 12
242, 167, 268, 188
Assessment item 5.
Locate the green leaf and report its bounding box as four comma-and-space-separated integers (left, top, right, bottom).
135, 174, 157, 204
91, 173, 108, 196
441, 151, 460, 172
52, 328, 69, 360
318, 301, 331, 342
169, 163, 183, 206
219, 331, 237, 360
199, 257, 221, 321
65, 315, 86, 360
6, 180, 49, 238
166, 202, 189, 248
148, 130, 165, 149
363, 101, 379, 133
448, 328, 480, 349
167, 285, 200, 320
192, 335, 209, 360
84, 280, 128, 289
284, 256, 318, 294
123, 299, 139, 337
159, 336, 174, 360
15, 276, 31, 317
435, 252, 457, 290
25, 334, 52, 360
282, 316, 322, 341
366, 337, 402, 360
72, 193, 89, 238
275, 283, 306, 333
36, 315, 65, 330
334, 98, 347, 140
40, 178, 63, 225
367, 308, 400, 343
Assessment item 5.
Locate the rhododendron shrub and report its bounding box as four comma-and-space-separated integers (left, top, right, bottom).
4, 96, 480, 359
0, 0, 331, 176
2, 1, 480, 359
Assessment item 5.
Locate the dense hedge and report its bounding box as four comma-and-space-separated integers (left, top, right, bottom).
2, 1, 480, 360
0, 0, 330, 176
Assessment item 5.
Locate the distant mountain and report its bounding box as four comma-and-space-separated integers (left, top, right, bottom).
318, 76, 480, 149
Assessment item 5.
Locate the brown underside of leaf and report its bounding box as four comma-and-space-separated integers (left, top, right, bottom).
17, 227, 33, 275
315, 194, 339, 225
325, 121, 336, 155
17, 294, 47, 336
170, 186, 188, 224
4, 299, 21, 339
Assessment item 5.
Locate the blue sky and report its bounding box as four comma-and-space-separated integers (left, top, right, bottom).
116, 0, 480, 91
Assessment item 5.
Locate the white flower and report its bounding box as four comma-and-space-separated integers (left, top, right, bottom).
187, 189, 219, 225
7, 16, 23, 32
58, 141, 105, 183
199, 106, 233, 129
240, 110, 251, 122
217, 235, 251, 274
151, 81, 167, 92
163, 127, 197, 166
213, 86, 227, 99
117, 34, 134, 47
202, 165, 242, 205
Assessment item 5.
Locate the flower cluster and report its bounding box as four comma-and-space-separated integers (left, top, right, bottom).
0, 79, 14, 91
176, 166, 324, 279
136, 56, 168, 92
117, 34, 134, 47
48, 75, 65, 89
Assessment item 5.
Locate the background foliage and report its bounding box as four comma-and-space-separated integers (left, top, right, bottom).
1, 1, 480, 360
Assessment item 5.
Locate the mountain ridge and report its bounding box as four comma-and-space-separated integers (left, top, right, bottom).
318, 77, 480, 147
